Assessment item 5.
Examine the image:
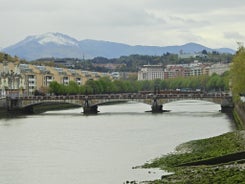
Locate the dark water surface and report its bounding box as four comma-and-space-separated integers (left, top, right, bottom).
0, 100, 234, 184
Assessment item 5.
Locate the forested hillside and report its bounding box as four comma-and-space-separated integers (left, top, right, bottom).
0, 52, 27, 63
34, 52, 233, 72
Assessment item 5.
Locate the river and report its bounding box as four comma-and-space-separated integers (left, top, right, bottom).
0, 100, 235, 184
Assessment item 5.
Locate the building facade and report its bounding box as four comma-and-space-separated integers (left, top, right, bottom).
138, 61, 230, 81
209, 63, 230, 76
0, 61, 111, 97
164, 65, 185, 79
138, 65, 164, 80
0, 61, 25, 97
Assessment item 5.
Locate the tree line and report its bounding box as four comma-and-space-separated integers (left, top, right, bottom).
230, 46, 245, 103
48, 72, 230, 96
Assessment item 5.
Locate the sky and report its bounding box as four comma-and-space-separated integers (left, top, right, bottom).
1, 0, 245, 50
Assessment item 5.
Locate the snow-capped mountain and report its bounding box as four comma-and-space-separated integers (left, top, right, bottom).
8, 32, 79, 48
3, 33, 82, 60
3, 32, 235, 61
33, 32, 79, 46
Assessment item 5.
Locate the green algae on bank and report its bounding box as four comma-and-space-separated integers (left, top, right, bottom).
142, 131, 245, 184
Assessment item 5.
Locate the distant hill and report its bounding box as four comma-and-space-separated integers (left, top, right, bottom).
2, 32, 235, 61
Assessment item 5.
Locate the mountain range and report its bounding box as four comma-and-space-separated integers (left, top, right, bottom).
2, 32, 235, 61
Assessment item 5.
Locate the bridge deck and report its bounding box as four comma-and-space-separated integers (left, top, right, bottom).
2, 92, 232, 113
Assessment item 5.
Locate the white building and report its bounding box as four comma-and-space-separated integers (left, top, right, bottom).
209, 63, 230, 76
0, 61, 25, 97
138, 65, 164, 80
111, 72, 120, 79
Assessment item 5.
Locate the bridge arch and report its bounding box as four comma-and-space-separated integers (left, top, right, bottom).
21, 101, 82, 113
156, 97, 225, 105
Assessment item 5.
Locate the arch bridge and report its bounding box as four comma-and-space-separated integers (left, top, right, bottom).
4, 92, 233, 114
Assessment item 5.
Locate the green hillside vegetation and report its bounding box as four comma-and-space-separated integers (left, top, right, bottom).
0, 52, 27, 63
33, 52, 233, 72
79, 52, 233, 72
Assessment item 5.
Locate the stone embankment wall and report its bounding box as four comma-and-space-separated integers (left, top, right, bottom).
0, 98, 6, 108
0, 98, 7, 113
234, 104, 245, 130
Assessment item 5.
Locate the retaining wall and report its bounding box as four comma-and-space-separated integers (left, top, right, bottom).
234, 104, 245, 130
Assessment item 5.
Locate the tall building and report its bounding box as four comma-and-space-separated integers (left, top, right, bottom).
138, 65, 164, 80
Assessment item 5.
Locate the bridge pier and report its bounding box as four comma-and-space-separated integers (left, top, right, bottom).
151, 98, 164, 113
5, 97, 34, 114
83, 105, 98, 114
83, 99, 98, 114
6, 97, 20, 111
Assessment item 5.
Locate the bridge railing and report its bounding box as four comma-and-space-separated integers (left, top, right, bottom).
12, 92, 231, 101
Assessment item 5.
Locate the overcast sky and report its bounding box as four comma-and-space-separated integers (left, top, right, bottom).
1, 0, 245, 50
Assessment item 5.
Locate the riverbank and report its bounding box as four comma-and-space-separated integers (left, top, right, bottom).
140, 105, 245, 184
142, 130, 245, 183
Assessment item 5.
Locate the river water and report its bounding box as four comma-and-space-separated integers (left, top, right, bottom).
0, 100, 235, 184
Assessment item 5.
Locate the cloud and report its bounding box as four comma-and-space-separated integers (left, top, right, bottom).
0, 0, 245, 49
145, 0, 245, 14
224, 32, 245, 40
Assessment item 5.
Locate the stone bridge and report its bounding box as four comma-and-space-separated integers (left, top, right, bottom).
1, 92, 233, 114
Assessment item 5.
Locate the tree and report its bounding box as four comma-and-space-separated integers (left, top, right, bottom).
48, 81, 61, 95
97, 77, 113, 93
85, 80, 98, 94
230, 46, 245, 102
207, 74, 220, 91
67, 81, 80, 95
202, 49, 208, 55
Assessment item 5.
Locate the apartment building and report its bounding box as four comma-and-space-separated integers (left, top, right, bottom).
138, 65, 164, 80
164, 60, 218, 79
0, 61, 111, 97
164, 65, 185, 79
209, 63, 230, 76
138, 61, 230, 81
